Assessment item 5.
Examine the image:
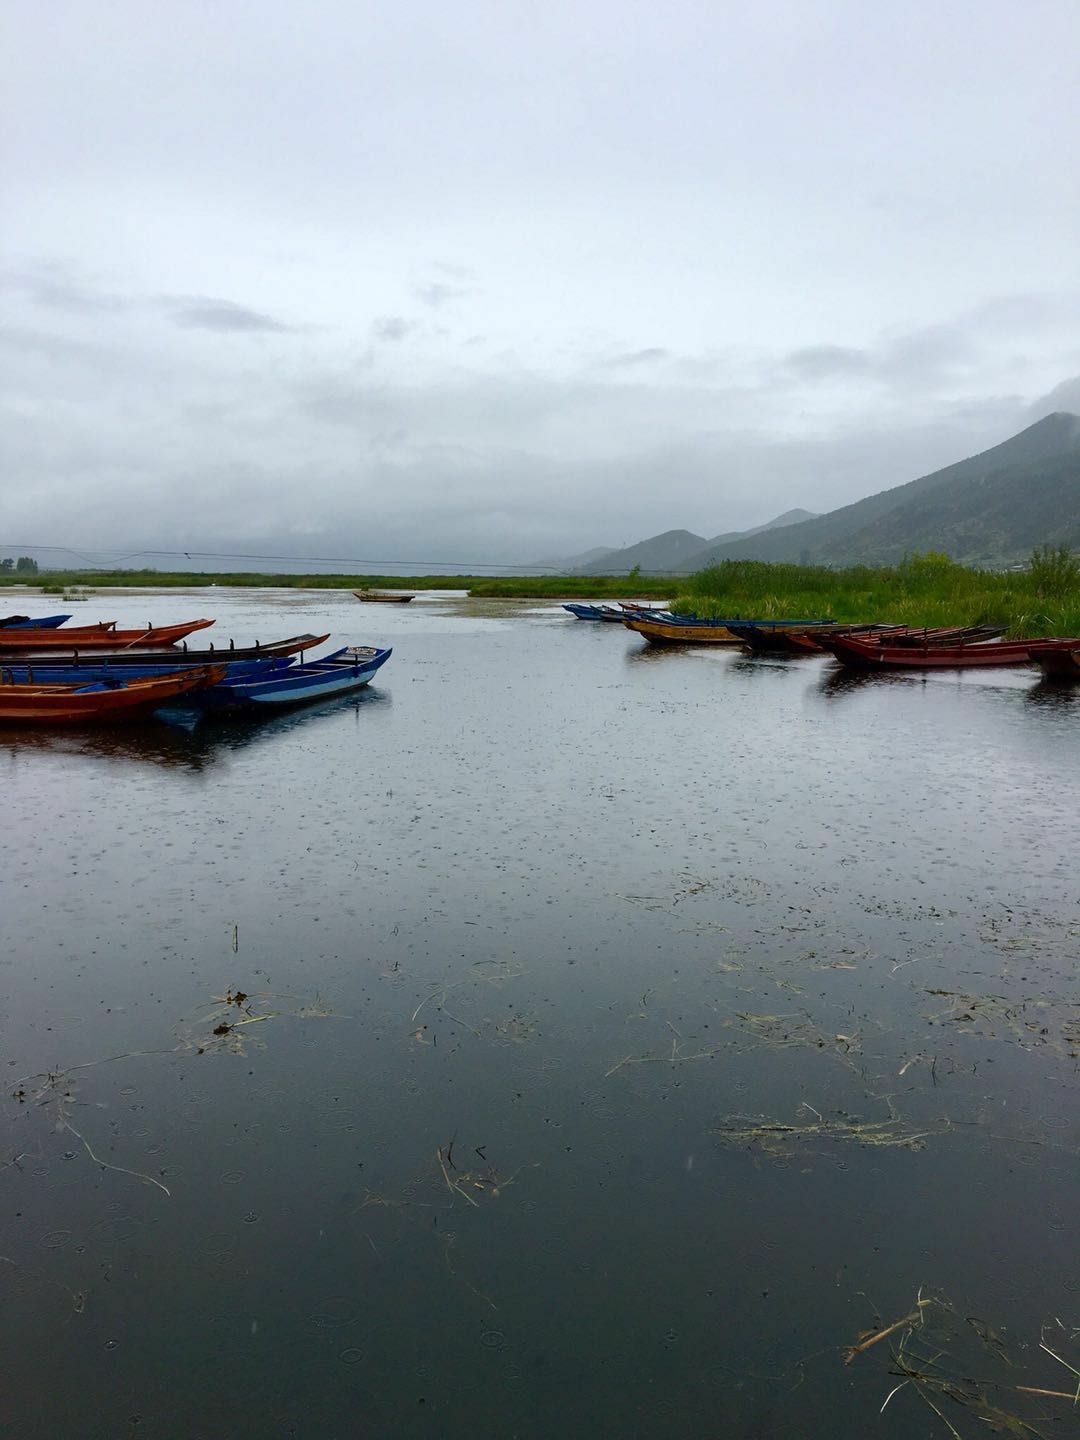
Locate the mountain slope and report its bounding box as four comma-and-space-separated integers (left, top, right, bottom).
704, 508, 818, 549
835, 449, 1080, 565
576, 528, 708, 575
693, 413, 1080, 567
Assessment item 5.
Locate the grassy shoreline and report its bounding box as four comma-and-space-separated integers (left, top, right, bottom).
5, 551, 1079, 633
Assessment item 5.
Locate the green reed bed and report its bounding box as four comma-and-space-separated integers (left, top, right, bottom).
671, 548, 1080, 638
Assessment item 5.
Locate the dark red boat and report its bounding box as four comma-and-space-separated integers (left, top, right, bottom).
827, 635, 1038, 670
1028, 642, 1080, 679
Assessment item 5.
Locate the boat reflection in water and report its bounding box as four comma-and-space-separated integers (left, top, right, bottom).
0, 685, 391, 773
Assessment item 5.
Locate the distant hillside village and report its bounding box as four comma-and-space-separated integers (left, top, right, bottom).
556, 412, 1080, 575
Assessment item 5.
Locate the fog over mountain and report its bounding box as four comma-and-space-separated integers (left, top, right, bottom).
2, 2, 1079, 568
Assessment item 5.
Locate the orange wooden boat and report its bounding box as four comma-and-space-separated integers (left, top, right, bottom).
0, 619, 215, 651
0, 665, 227, 725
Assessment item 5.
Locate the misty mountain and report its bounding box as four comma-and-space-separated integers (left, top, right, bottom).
703, 508, 819, 550
574, 510, 820, 575
575, 529, 708, 575
692, 412, 1080, 567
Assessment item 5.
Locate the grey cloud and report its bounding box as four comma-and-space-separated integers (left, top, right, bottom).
785, 345, 872, 379
1030, 375, 1080, 418
414, 282, 469, 308
166, 297, 292, 333
372, 315, 417, 341
599, 347, 669, 370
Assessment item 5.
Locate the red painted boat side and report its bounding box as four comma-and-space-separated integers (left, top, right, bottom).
0, 619, 215, 651
0, 665, 227, 724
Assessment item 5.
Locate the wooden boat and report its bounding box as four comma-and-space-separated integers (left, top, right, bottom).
624, 614, 830, 646
623, 616, 745, 644
200, 646, 392, 711
0, 619, 214, 651
0, 665, 227, 725
353, 590, 414, 603
1027, 642, 1080, 679
0, 656, 293, 685
826, 635, 1037, 670
725, 621, 853, 653
3, 632, 331, 668
0, 613, 72, 628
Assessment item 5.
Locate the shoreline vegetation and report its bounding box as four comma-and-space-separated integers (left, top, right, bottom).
2, 548, 1078, 635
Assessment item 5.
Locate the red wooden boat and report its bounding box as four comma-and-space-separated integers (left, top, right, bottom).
0, 665, 227, 725
827, 634, 1037, 670
0, 619, 214, 651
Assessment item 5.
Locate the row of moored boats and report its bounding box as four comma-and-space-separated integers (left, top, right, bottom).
0, 613, 391, 725
563, 604, 1080, 675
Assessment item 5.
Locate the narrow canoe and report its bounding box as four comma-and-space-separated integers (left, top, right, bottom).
0, 656, 294, 685
200, 646, 392, 710
0, 619, 215, 651
563, 604, 628, 621
0, 665, 227, 725
623, 616, 746, 644
353, 591, 414, 603
827, 635, 1037, 670
3, 633, 331, 668
0, 613, 72, 629
624, 615, 829, 645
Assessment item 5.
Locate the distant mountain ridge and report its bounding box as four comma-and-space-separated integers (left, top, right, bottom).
572, 508, 819, 575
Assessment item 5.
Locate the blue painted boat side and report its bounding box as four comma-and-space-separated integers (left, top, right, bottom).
0, 656, 294, 685
201, 647, 392, 710
0, 613, 73, 629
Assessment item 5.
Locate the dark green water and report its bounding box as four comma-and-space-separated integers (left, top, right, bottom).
1, 590, 1077, 1438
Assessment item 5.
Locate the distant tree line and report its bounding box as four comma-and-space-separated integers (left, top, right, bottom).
0, 557, 39, 574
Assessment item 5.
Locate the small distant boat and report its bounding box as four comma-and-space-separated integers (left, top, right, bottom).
0, 665, 227, 726
1028, 642, 1080, 679
199, 647, 392, 711
3, 633, 330, 668
353, 590, 415, 604
0, 619, 214, 651
0, 613, 72, 629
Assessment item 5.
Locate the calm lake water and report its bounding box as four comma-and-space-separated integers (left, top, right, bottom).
1, 589, 1078, 1439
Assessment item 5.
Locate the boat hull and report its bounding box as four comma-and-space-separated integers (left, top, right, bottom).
0, 619, 215, 651
0, 665, 227, 725
1, 633, 331, 668
623, 617, 744, 645
353, 591, 414, 603
0, 613, 72, 629
827, 636, 1036, 670
200, 647, 392, 710
1028, 643, 1080, 678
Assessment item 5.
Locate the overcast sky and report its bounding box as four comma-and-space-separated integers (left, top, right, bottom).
2, 0, 1079, 566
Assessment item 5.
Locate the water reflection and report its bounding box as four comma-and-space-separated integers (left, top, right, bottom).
1025, 677, 1080, 709
0, 686, 391, 771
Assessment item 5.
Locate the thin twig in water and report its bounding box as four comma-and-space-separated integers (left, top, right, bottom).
61, 1119, 171, 1197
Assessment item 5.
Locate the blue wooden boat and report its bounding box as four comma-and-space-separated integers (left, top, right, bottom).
199, 646, 391, 711
563, 604, 628, 622
0, 613, 72, 629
